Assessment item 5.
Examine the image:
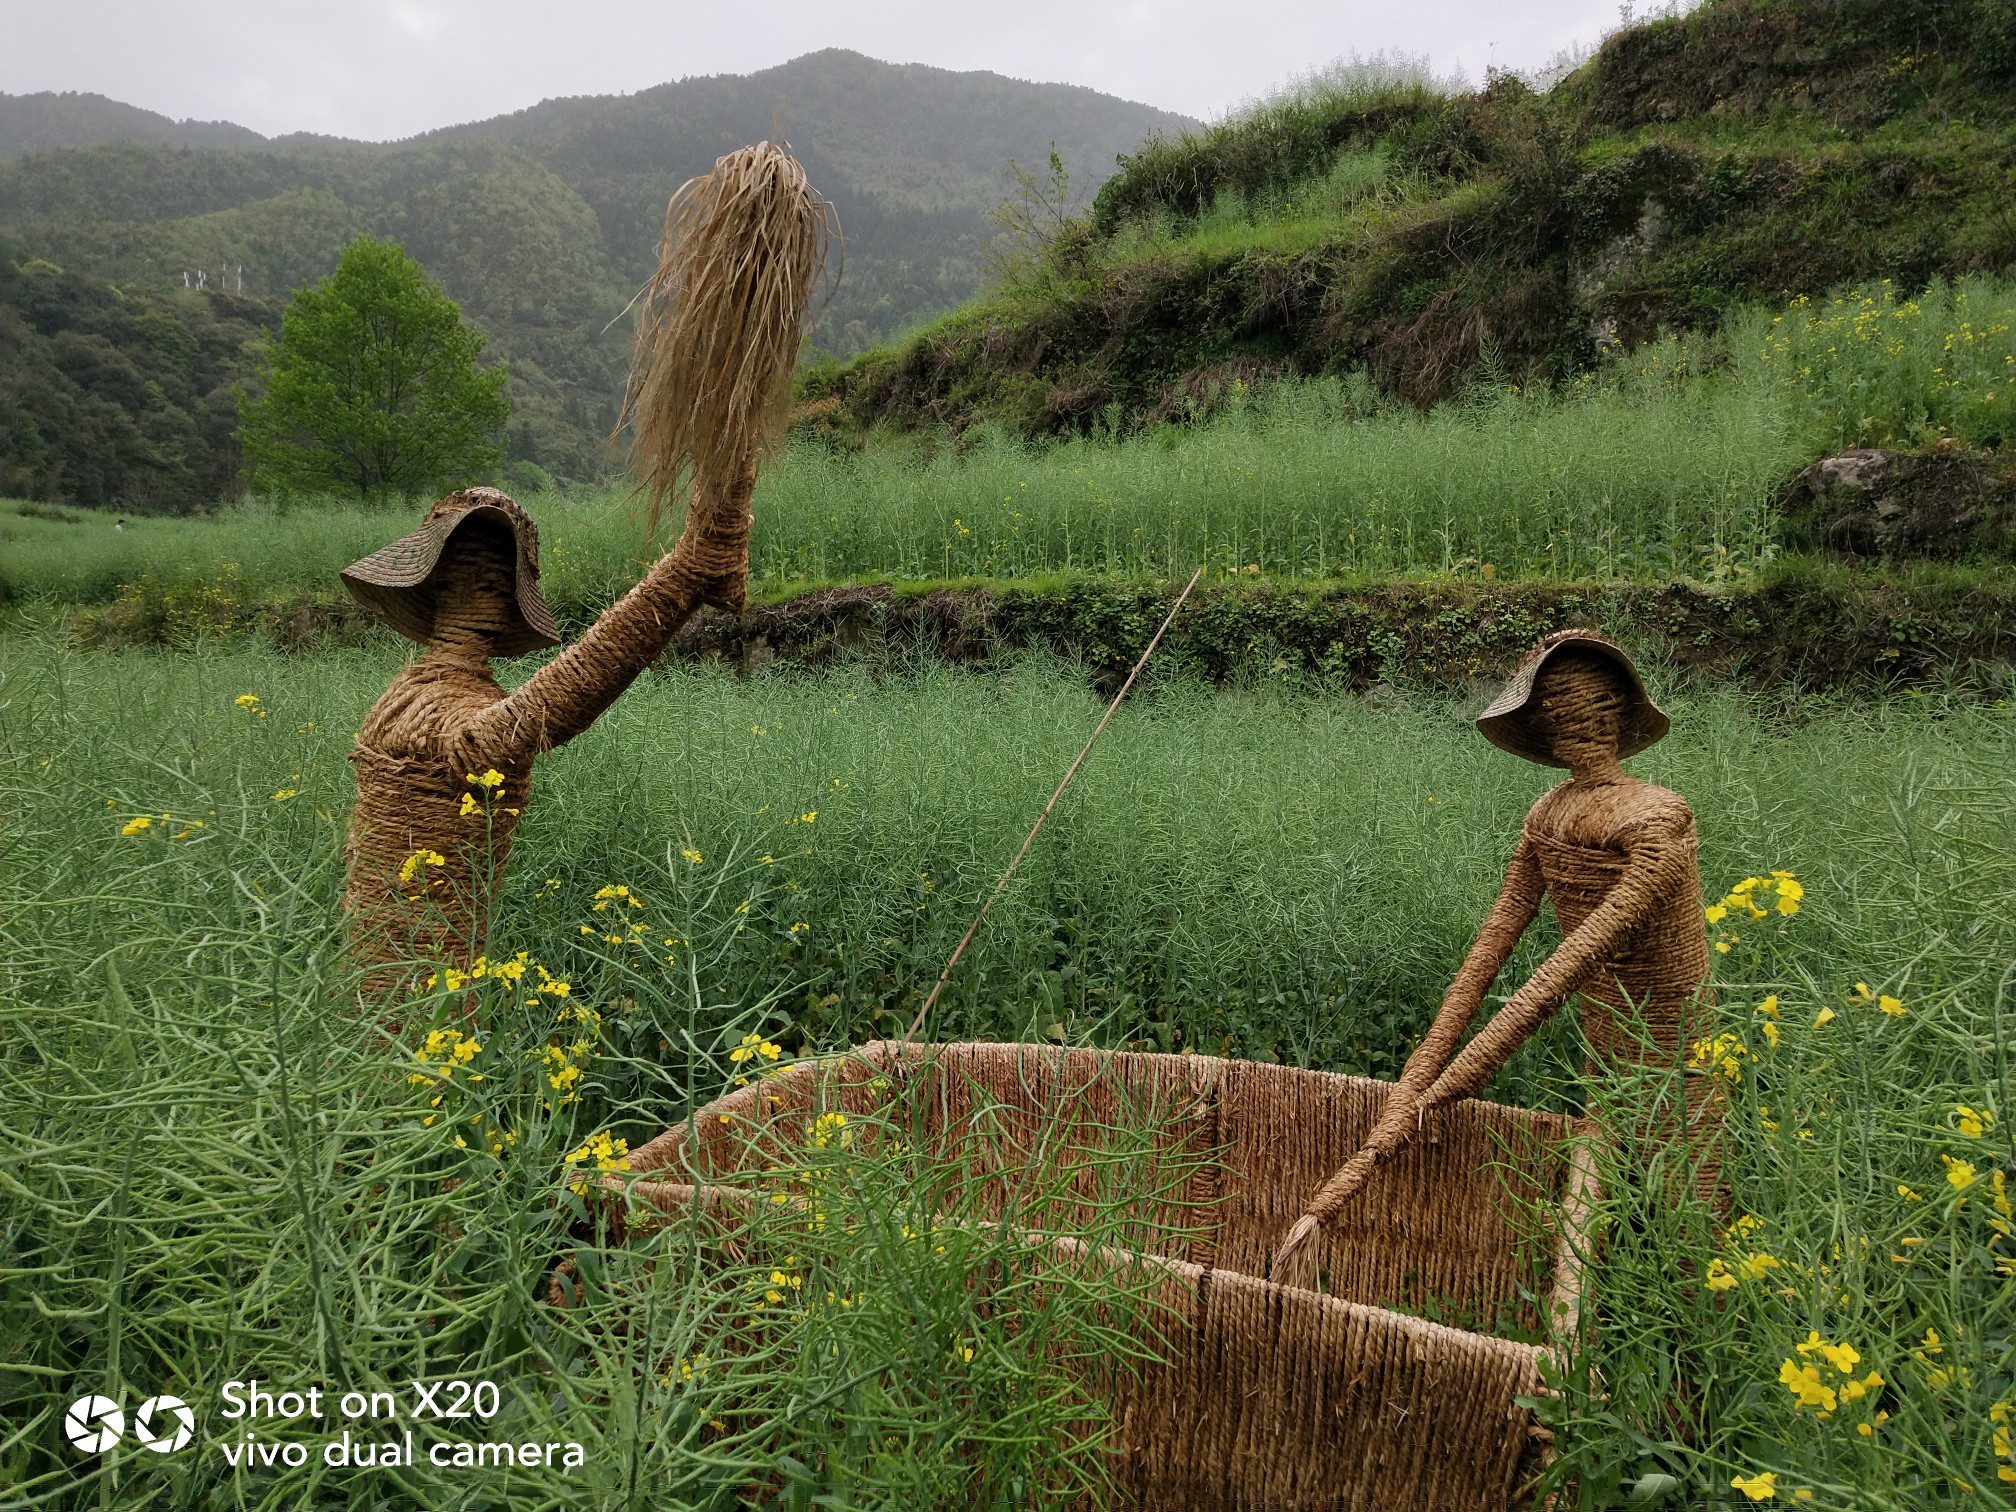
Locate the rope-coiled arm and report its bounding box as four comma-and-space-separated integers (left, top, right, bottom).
1274, 809, 1697, 1278
1271, 836, 1542, 1275
461, 462, 754, 761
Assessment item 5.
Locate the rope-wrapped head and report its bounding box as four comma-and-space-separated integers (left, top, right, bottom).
1474, 629, 1668, 767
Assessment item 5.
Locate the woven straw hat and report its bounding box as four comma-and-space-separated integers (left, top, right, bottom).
340, 487, 561, 656
1475, 629, 1669, 767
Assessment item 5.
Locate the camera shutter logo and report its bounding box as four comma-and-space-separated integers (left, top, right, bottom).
64, 1396, 124, 1454
134, 1395, 195, 1453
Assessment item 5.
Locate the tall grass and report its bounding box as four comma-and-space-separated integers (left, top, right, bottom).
3, 279, 2012, 634
0, 641, 1197, 1507
757, 371, 1792, 584
1759, 276, 2016, 452
8, 276, 2009, 612
5, 632, 2013, 1503
0, 359, 1799, 611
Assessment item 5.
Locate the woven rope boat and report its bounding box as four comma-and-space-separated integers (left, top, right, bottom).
621, 1040, 1597, 1512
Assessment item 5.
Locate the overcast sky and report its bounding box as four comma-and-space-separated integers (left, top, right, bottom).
0, 1, 1638, 140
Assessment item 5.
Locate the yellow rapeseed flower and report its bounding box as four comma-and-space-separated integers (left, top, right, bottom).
120, 815, 153, 836
1778, 1359, 1836, 1412
1736, 1252, 1781, 1282
397, 848, 446, 885
1838, 1370, 1883, 1405
1956, 1106, 1993, 1138
1687, 1033, 1748, 1082
1941, 1154, 1978, 1190
681, 848, 704, 866
563, 1129, 630, 1192
728, 1031, 783, 1065
1731, 1471, 1777, 1502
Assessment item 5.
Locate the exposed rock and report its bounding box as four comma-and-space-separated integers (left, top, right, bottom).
1777, 447, 2016, 560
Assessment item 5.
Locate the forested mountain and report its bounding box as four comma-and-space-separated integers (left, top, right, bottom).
0, 258, 276, 510
0, 91, 271, 158
0, 52, 1192, 504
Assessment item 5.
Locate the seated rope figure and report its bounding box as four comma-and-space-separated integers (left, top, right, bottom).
1275, 630, 1716, 1277
336, 142, 828, 985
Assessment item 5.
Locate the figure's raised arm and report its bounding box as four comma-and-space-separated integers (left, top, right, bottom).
465, 463, 753, 758
464, 142, 829, 762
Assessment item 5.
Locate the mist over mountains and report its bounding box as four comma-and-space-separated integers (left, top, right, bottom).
0, 51, 1193, 498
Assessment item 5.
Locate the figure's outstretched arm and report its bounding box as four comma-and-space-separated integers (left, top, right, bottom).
463, 462, 754, 760
1270, 839, 1542, 1275
1390, 835, 1546, 1099
1416, 822, 1695, 1112
1275, 817, 1693, 1277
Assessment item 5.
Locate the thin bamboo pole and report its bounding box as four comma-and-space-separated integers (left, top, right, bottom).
904, 567, 1206, 1042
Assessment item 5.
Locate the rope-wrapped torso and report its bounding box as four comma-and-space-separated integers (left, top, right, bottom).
1520, 793, 1712, 1075
342, 467, 754, 986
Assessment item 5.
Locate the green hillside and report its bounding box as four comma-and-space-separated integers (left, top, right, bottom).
0, 52, 1192, 498
0, 90, 269, 157
815, 0, 2016, 435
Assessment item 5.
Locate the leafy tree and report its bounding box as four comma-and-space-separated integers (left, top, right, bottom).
236, 236, 506, 502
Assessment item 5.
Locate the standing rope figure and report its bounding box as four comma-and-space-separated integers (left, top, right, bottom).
337, 143, 830, 984
1275, 630, 1716, 1280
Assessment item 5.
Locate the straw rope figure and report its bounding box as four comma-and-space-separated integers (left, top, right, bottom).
1276, 630, 1716, 1281
336, 144, 830, 985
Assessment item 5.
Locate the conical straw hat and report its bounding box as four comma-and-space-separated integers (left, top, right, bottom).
1474, 629, 1669, 767
340, 487, 561, 656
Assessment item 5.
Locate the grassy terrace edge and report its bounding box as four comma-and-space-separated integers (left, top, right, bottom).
44, 561, 2016, 692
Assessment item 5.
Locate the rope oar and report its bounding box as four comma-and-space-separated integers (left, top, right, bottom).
904, 566, 1205, 1043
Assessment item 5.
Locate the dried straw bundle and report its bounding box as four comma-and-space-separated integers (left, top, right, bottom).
620, 142, 833, 541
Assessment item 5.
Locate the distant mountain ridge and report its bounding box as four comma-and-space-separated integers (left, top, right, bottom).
0, 52, 1194, 497
0, 91, 271, 157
